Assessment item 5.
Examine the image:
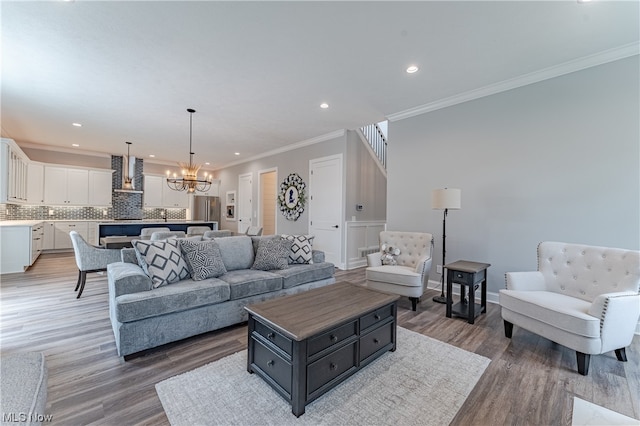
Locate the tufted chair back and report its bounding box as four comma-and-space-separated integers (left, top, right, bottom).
537, 241, 640, 302
378, 231, 433, 269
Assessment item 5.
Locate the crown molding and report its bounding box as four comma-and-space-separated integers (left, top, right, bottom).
17, 141, 112, 158
213, 129, 346, 170
388, 42, 640, 122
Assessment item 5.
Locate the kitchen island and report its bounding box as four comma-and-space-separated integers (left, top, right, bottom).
98, 221, 218, 238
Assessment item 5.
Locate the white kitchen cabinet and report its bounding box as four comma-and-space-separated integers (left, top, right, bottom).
27, 162, 44, 204
88, 170, 114, 206
87, 222, 98, 245
43, 221, 55, 250
44, 166, 89, 205
198, 179, 221, 197
143, 175, 164, 207
0, 222, 43, 274
54, 221, 89, 249
1, 138, 29, 204
145, 174, 189, 208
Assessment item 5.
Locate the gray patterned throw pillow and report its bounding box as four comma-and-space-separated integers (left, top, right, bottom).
133, 239, 191, 288
251, 237, 292, 271
180, 239, 227, 280
281, 234, 314, 264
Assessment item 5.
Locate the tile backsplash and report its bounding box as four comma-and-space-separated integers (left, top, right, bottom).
0, 204, 186, 221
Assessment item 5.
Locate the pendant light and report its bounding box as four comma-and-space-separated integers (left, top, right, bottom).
166, 108, 212, 193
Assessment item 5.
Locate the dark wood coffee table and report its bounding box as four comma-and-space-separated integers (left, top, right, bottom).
245, 282, 399, 417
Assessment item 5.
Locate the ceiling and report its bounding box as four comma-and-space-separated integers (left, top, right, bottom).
2, 1, 638, 170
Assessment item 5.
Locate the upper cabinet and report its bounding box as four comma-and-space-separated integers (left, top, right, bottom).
88, 170, 114, 206
145, 174, 189, 208
198, 179, 221, 197
44, 166, 89, 205
26, 162, 44, 204
1, 138, 29, 204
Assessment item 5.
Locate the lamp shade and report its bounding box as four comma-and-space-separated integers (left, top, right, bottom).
432, 188, 461, 210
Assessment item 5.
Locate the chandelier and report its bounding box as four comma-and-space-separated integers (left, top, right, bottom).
166, 108, 213, 193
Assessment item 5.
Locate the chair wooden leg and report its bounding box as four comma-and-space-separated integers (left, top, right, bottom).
74, 270, 82, 291
409, 297, 418, 311
615, 348, 627, 362
576, 351, 590, 376
503, 320, 513, 338
76, 271, 87, 299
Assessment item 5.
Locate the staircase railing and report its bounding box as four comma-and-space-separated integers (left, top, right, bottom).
360, 122, 387, 170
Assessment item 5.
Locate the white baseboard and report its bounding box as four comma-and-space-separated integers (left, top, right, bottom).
427, 280, 640, 335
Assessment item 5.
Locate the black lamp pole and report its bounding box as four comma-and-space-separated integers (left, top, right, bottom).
432, 208, 448, 304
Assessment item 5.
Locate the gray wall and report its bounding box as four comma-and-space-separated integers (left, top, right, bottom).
345, 130, 387, 222
387, 56, 639, 293
215, 134, 348, 235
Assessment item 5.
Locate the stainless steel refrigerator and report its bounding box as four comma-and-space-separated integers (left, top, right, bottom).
193, 196, 221, 224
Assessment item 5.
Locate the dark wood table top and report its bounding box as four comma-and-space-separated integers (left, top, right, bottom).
100, 236, 136, 249
245, 282, 399, 341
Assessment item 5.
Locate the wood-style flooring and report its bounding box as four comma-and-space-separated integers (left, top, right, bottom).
1, 253, 638, 425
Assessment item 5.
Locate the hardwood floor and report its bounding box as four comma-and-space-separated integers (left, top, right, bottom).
1, 253, 638, 425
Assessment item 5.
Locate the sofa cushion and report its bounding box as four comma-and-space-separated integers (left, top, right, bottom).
218, 270, 283, 300
115, 278, 231, 323
180, 239, 227, 280
499, 290, 600, 338
270, 262, 335, 289
366, 265, 422, 288
252, 237, 291, 271
215, 236, 255, 271
282, 234, 314, 264
132, 239, 191, 288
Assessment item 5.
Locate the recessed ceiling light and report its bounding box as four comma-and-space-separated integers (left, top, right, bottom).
205, 162, 210, 165
72, 122, 82, 127
406, 65, 419, 74
320, 103, 329, 109
149, 154, 155, 158
234, 152, 240, 156
72, 144, 79, 147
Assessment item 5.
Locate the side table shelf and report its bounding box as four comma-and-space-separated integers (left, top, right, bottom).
445, 260, 491, 324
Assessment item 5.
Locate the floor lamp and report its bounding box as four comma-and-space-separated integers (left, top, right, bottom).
431, 188, 461, 304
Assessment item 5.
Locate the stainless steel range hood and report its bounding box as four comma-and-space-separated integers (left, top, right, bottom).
114, 144, 143, 193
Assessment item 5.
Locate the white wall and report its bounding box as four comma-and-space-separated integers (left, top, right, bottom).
387, 56, 639, 293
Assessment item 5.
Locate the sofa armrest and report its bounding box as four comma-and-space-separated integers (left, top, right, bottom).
505, 271, 546, 291
312, 250, 325, 263
588, 292, 640, 352
366, 252, 382, 267
107, 262, 152, 297
415, 255, 433, 276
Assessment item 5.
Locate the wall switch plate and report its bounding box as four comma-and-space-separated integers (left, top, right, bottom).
436, 265, 442, 274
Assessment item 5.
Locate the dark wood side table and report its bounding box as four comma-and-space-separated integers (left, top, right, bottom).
445, 260, 491, 324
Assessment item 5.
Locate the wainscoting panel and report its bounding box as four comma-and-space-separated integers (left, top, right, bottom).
345, 221, 386, 270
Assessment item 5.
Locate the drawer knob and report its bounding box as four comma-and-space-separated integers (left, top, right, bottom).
457, 274, 463, 278
330, 335, 338, 342
373, 338, 379, 344
267, 332, 275, 340
329, 363, 337, 371
374, 314, 380, 320
267, 360, 274, 367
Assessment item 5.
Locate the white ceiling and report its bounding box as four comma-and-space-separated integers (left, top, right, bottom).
2, 1, 638, 170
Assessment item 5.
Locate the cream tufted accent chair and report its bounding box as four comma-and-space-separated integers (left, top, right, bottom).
365, 231, 434, 311
500, 241, 640, 375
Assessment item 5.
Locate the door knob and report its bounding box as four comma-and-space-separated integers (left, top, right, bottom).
332, 225, 339, 228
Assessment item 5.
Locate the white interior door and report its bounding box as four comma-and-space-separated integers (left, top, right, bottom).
309, 154, 343, 268
237, 173, 253, 234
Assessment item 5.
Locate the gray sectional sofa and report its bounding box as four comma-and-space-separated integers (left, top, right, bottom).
107, 235, 335, 358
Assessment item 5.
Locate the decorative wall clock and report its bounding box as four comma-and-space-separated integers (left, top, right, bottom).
278, 173, 306, 221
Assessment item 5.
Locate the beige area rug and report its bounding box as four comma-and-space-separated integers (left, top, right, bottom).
155, 327, 490, 426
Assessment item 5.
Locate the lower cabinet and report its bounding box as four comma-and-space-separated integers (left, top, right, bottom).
0, 222, 44, 274
53, 222, 89, 249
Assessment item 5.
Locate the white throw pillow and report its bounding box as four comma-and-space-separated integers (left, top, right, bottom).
133, 239, 191, 288
281, 234, 314, 264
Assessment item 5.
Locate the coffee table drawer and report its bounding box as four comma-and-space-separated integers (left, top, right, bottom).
360, 304, 394, 331
307, 342, 357, 395
253, 339, 292, 395
307, 320, 357, 357
360, 321, 394, 362
254, 319, 292, 356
